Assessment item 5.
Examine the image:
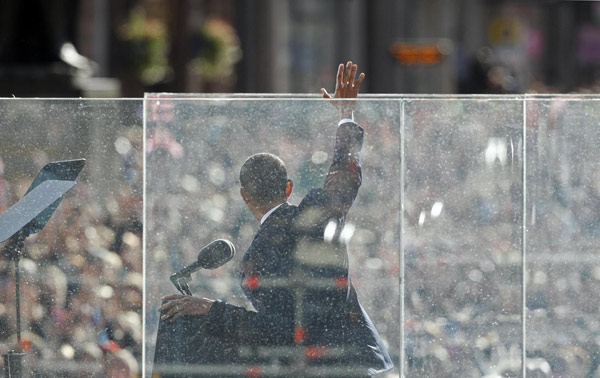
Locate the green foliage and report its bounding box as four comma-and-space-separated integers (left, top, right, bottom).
190, 18, 242, 82
120, 8, 170, 85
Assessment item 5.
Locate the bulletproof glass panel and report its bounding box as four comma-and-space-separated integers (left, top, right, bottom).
0, 99, 142, 377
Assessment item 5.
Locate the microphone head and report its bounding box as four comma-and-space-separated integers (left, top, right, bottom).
197, 239, 236, 269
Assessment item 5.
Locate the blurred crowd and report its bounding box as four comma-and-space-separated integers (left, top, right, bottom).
147, 96, 600, 377
1, 95, 598, 377
403, 97, 600, 377
0, 129, 142, 377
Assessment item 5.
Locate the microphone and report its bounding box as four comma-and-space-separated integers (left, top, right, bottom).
170, 239, 236, 288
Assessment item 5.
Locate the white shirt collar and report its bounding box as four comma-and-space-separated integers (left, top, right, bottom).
260, 202, 287, 225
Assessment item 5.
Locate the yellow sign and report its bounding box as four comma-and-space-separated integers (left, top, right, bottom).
488, 17, 520, 45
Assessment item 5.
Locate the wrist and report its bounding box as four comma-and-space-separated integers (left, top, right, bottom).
339, 109, 354, 121
206, 298, 215, 312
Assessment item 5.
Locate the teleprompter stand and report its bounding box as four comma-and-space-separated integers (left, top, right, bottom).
0, 159, 84, 378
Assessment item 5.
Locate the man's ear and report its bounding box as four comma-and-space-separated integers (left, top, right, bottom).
285, 179, 293, 198
241, 187, 251, 205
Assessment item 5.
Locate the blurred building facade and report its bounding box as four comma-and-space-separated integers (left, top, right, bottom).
225, 0, 600, 94
1, 0, 599, 96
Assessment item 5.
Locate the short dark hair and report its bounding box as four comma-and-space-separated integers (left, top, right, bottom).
240, 153, 288, 206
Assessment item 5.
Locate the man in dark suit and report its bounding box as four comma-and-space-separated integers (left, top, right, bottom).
160, 62, 393, 377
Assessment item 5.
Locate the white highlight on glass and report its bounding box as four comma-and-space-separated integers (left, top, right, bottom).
485, 137, 508, 166
340, 223, 356, 244
324, 220, 337, 242
431, 201, 444, 218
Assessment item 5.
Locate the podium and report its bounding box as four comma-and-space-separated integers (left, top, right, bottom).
152, 315, 239, 378
0, 159, 84, 378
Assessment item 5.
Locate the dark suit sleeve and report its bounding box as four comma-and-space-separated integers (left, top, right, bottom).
323, 121, 364, 218
204, 293, 294, 346
293, 120, 363, 239
203, 234, 295, 345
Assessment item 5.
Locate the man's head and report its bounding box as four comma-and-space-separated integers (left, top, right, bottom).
240, 153, 292, 214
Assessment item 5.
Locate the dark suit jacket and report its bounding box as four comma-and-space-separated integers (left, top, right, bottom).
205, 121, 393, 375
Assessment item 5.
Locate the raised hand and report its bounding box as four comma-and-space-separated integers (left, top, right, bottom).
321, 61, 365, 119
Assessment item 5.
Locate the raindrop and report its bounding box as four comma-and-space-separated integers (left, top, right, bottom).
366, 258, 382, 270
311, 151, 328, 164
181, 174, 199, 192
468, 269, 483, 282
60, 344, 75, 360
114, 136, 132, 155
208, 164, 225, 186
97, 285, 114, 299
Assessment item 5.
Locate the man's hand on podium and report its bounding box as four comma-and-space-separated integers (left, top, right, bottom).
159, 295, 215, 322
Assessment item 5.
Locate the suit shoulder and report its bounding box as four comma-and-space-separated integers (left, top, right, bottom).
293, 189, 336, 236
298, 188, 330, 210
243, 216, 296, 274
